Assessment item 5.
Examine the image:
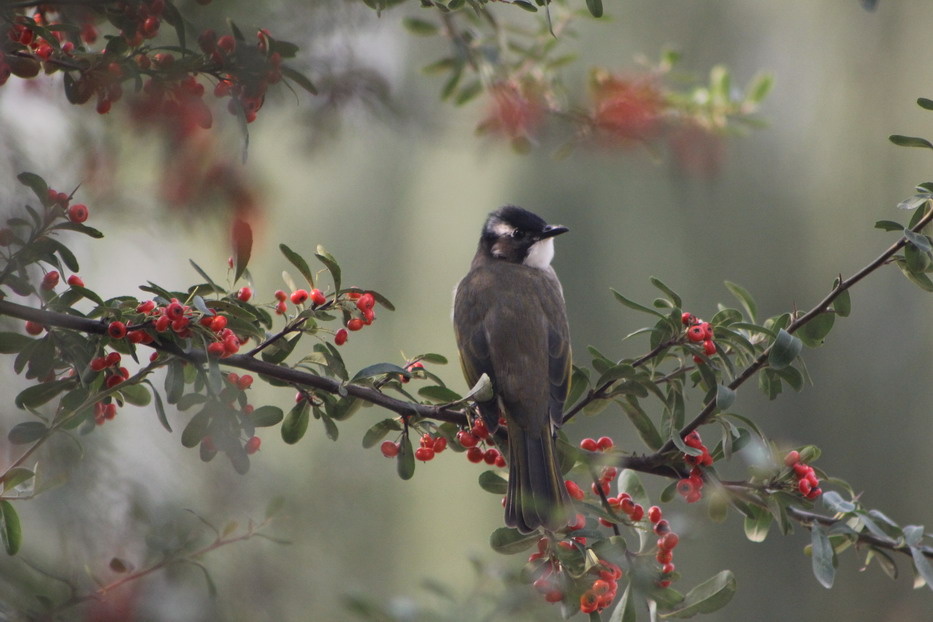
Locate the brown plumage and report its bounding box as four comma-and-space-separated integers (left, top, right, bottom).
454, 206, 572, 533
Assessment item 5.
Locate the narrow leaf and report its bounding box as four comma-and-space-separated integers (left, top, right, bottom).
397, 434, 415, 480
890, 135, 933, 150
724, 281, 758, 321
810, 525, 836, 588
232, 219, 252, 282
8, 421, 48, 445
478, 470, 508, 495
281, 402, 310, 444
0, 501, 23, 555
315, 245, 341, 292
715, 384, 736, 411
611, 288, 666, 319
279, 244, 314, 288
489, 527, 538, 554
660, 570, 736, 618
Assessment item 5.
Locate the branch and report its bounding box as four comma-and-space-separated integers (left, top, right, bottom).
0, 299, 469, 426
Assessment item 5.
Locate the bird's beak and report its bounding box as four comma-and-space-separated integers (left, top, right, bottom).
540, 224, 569, 239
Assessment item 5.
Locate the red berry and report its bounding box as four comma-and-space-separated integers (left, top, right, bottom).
237, 287, 252, 302
107, 321, 127, 339
676, 479, 695, 497
105, 374, 124, 388
580, 591, 598, 614
25, 320, 44, 335
807, 487, 823, 500
310, 289, 326, 306
274, 289, 287, 302
456, 430, 478, 448
580, 437, 598, 452
654, 519, 671, 535
67, 274, 85, 287
686, 325, 705, 342
793, 463, 811, 478
798, 478, 812, 496
433, 436, 447, 453
630, 504, 645, 522
67, 203, 89, 223
137, 300, 156, 313
90, 357, 108, 371
656, 549, 673, 565
210, 315, 227, 332
648, 505, 662, 523
466, 446, 484, 463
659, 532, 679, 550
334, 328, 348, 345
483, 448, 500, 465
274, 300, 287, 315
347, 318, 364, 331
223, 335, 240, 354
165, 302, 185, 320
103, 403, 118, 420
227, 372, 240, 385
658, 579, 672, 589
544, 589, 563, 603
237, 374, 253, 390
356, 292, 375, 311
596, 436, 614, 450
245, 436, 261, 454
41, 271, 60, 290
217, 34, 235, 54
784, 450, 800, 467
592, 579, 611, 595
105, 352, 121, 367
681, 312, 696, 325
703, 340, 717, 355
380, 440, 400, 458
662, 562, 675, 575
290, 289, 309, 305
155, 315, 171, 332
207, 342, 226, 357
565, 480, 585, 501
414, 447, 435, 461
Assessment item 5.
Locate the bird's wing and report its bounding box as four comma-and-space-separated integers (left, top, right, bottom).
454, 274, 502, 431
547, 322, 572, 430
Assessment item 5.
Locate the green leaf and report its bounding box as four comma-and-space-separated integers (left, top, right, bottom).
796, 313, 834, 348
250, 405, 284, 427
0, 333, 34, 354
321, 414, 339, 441
313, 246, 342, 293
281, 65, 318, 95
362, 418, 400, 448
820, 491, 856, 514
8, 421, 48, 445
402, 17, 439, 35
904, 525, 933, 591
875, 219, 905, 231
897, 194, 932, 211
746, 73, 774, 104
454, 80, 483, 106
478, 470, 508, 495
418, 385, 463, 404
918, 97, 933, 111
351, 363, 409, 384
261, 333, 302, 365
649, 277, 682, 308
17, 172, 49, 206
165, 360, 185, 404
832, 282, 851, 318
181, 409, 212, 448
418, 353, 448, 365
281, 402, 310, 444
0, 468, 35, 492
620, 399, 663, 450
279, 244, 315, 288
611, 288, 666, 319
565, 366, 590, 408
890, 135, 933, 150
232, 219, 252, 282
660, 570, 736, 618
0, 501, 23, 555
724, 281, 757, 321
904, 228, 933, 253
489, 527, 539, 554
397, 434, 415, 480
585, 0, 604, 18
743, 504, 772, 542
148, 384, 172, 432
768, 329, 802, 369
15, 380, 70, 409
715, 384, 735, 411
810, 525, 836, 588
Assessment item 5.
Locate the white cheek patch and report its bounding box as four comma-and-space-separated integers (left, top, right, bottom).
488, 219, 515, 238
523, 237, 555, 270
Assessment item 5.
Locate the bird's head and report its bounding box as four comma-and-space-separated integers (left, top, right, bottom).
480, 206, 569, 269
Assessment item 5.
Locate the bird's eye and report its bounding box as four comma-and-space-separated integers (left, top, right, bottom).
510, 229, 525, 240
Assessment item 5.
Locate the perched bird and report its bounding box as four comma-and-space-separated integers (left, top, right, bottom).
453, 206, 572, 533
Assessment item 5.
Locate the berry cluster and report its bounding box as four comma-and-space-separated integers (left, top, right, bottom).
90, 350, 130, 389
785, 450, 822, 499
682, 312, 717, 361
528, 537, 624, 614
676, 429, 711, 503
414, 433, 447, 461
650, 507, 681, 588
459, 418, 506, 467
579, 435, 618, 495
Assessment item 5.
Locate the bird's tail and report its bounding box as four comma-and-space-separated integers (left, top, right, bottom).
505, 429, 571, 534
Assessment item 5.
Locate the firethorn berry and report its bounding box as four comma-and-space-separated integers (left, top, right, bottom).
703, 340, 717, 355
656, 549, 673, 564
798, 478, 812, 496
67, 274, 85, 287
654, 519, 671, 535
361, 307, 375, 325
105, 374, 124, 388
67, 203, 89, 223
580, 591, 599, 614
334, 328, 348, 345
207, 342, 226, 357
596, 436, 614, 450
103, 403, 118, 420
465, 446, 484, 463
456, 430, 478, 448
237, 375, 253, 390
648, 505, 662, 523
245, 436, 261, 455
25, 321, 44, 335
356, 292, 375, 310
208, 315, 226, 332
155, 315, 171, 332
565, 480, 585, 501
165, 302, 185, 320
676, 478, 695, 497
223, 335, 240, 354
658, 579, 672, 589
433, 437, 448, 453
630, 504, 645, 522
216, 34, 235, 54
106, 352, 121, 366
682, 312, 697, 325
414, 447, 435, 461
274, 290, 287, 302
237, 287, 252, 302
483, 448, 501, 465
700, 322, 714, 340
107, 321, 127, 339
660, 532, 679, 550
592, 579, 612, 596
686, 325, 705, 342
227, 372, 240, 385
380, 440, 400, 457
310, 289, 326, 306
274, 301, 287, 315
662, 562, 675, 575
347, 318, 364, 331
41, 271, 60, 290
290, 289, 309, 304
90, 357, 108, 371
784, 450, 800, 467
137, 300, 156, 313
580, 437, 599, 452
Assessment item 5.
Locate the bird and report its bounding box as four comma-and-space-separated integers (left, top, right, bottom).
453, 205, 572, 533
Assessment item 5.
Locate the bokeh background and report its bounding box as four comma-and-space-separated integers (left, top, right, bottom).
0, 0, 931, 621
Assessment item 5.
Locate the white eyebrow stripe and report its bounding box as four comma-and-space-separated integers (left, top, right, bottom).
488, 220, 515, 237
